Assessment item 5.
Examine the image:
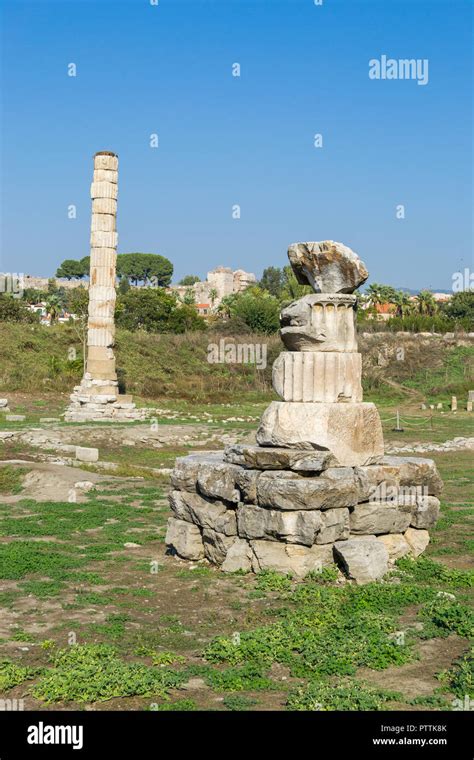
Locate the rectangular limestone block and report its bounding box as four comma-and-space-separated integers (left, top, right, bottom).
196, 461, 242, 503
257, 401, 384, 467
273, 351, 362, 402
89, 248, 117, 268
75, 446, 99, 462
87, 346, 115, 361
94, 154, 118, 171
170, 453, 224, 492
165, 517, 204, 560
250, 540, 334, 577
223, 444, 338, 471
237, 503, 323, 546
93, 169, 118, 184
92, 197, 117, 215
91, 214, 116, 232
90, 230, 118, 248
90, 265, 116, 287
168, 490, 237, 536
88, 285, 116, 302
90, 181, 118, 200
86, 357, 116, 377
381, 456, 443, 496
256, 467, 358, 511
349, 501, 412, 535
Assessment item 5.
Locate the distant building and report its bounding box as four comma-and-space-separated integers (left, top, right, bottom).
170, 266, 256, 310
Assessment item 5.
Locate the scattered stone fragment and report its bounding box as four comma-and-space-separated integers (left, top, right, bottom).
75, 446, 99, 463
5, 415, 25, 422
74, 481, 95, 492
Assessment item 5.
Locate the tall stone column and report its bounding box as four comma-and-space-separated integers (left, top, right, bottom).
65, 152, 144, 422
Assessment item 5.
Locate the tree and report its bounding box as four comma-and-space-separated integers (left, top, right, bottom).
393, 290, 413, 318
209, 288, 218, 307
220, 288, 280, 334
66, 286, 89, 372
118, 276, 130, 295
366, 283, 398, 307
116, 253, 173, 287
182, 288, 196, 305
115, 289, 205, 333
280, 266, 312, 303
56, 259, 87, 280
179, 275, 200, 286
415, 290, 437, 316
260, 266, 284, 297
442, 291, 474, 321
45, 294, 62, 324
0, 294, 38, 323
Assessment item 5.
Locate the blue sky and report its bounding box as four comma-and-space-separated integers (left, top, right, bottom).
0, 0, 472, 289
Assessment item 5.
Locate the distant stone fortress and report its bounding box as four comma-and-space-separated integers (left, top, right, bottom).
171, 266, 256, 308
22, 266, 256, 308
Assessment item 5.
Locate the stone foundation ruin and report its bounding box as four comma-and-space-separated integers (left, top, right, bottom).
166, 240, 443, 582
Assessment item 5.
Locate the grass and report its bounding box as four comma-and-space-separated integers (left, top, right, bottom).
0, 465, 26, 494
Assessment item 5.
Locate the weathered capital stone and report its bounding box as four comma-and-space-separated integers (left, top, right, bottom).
256, 401, 384, 466
287, 241, 368, 294
273, 351, 362, 402
280, 294, 357, 352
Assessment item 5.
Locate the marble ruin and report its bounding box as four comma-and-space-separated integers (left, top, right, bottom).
65, 152, 146, 422
166, 240, 443, 582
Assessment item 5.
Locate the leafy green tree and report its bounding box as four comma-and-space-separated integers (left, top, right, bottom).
179, 275, 200, 286
118, 276, 130, 294
56, 259, 87, 280
116, 253, 173, 286
209, 288, 218, 307
366, 283, 398, 307
220, 288, 280, 334
182, 288, 197, 305
45, 294, 62, 324
0, 294, 38, 323
415, 290, 437, 316
115, 289, 205, 333
260, 267, 284, 297
442, 291, 474, 321
393, 290, 413, 318
280, 266, 312, 303
65, 286, 89, 371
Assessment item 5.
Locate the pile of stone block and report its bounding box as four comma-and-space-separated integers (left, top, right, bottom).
165, 447, 442, 582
